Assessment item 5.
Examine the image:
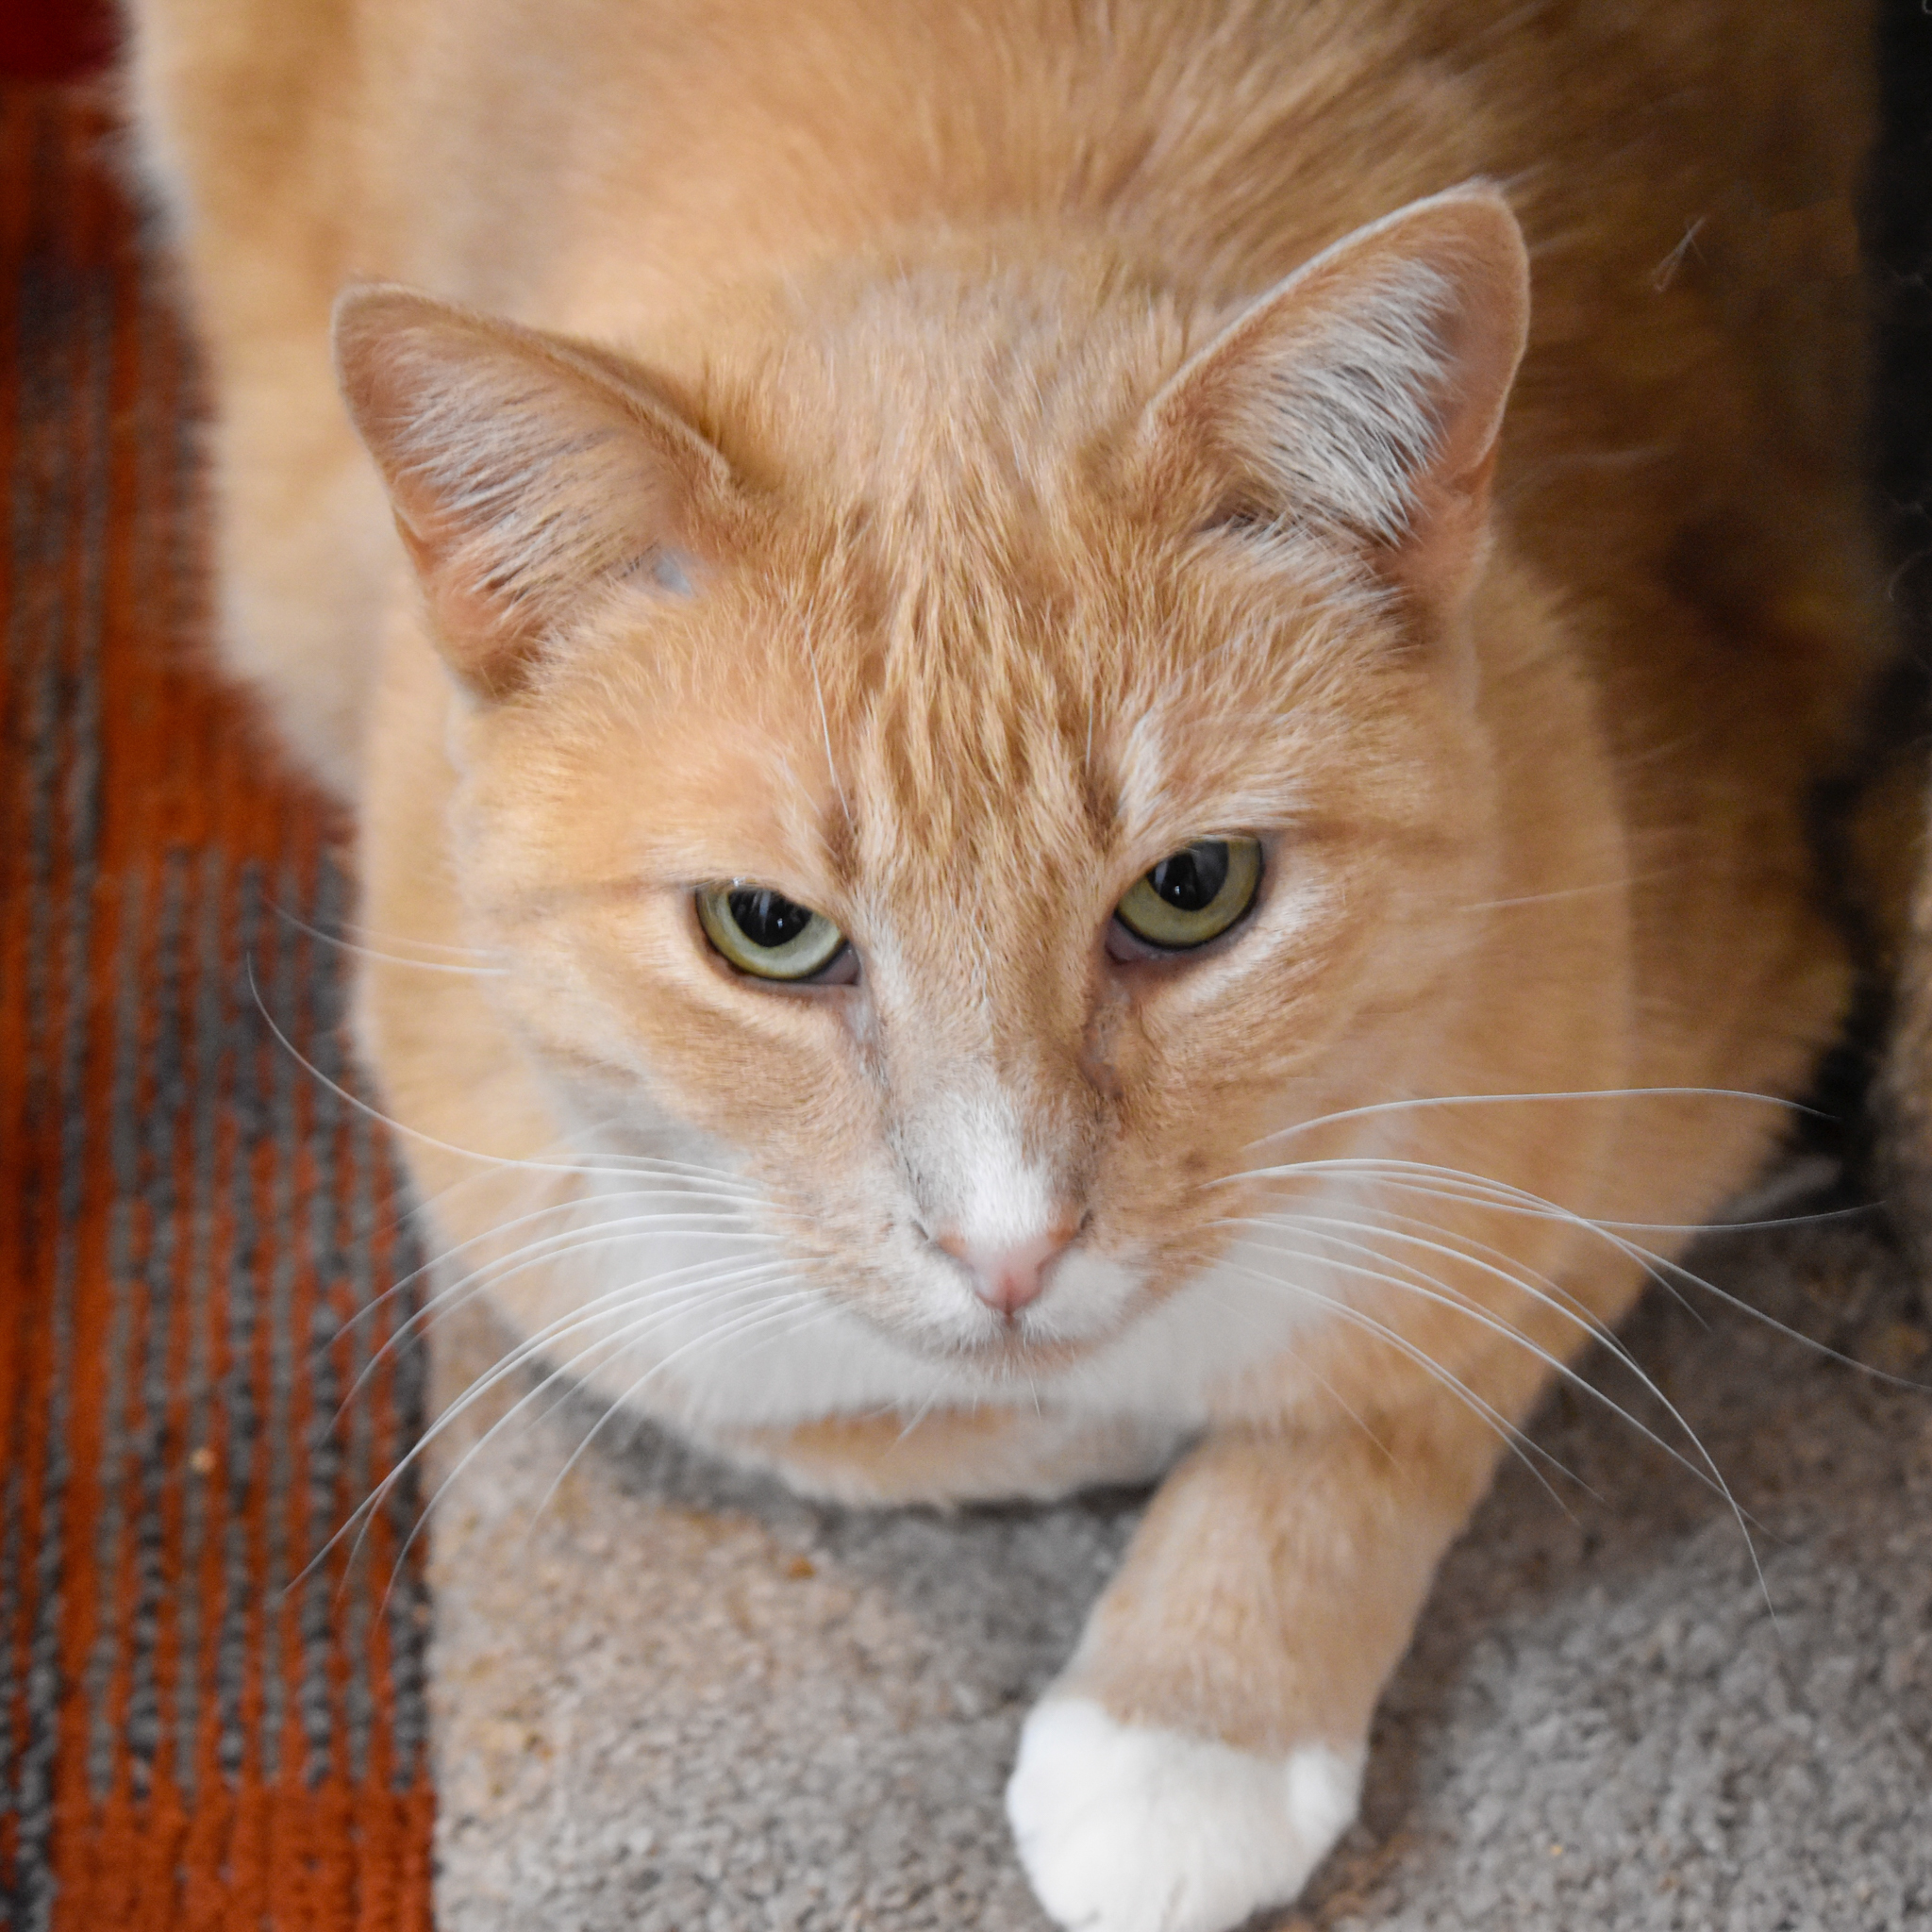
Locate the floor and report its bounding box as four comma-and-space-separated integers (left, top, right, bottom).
426, 1208, 1932, 1930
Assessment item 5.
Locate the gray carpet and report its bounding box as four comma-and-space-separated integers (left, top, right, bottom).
424, 1198, 1932, 1931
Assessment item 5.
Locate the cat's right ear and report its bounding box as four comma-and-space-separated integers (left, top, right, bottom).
333, 287, 741, 697
1145, 185, 1530, 611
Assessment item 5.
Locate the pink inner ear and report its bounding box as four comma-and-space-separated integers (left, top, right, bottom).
333, 285, 738, 697
1147, 187, 1530, 601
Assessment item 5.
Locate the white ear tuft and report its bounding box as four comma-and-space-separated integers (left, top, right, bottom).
1149, 185, 1530, 601
333, 287, 739, 696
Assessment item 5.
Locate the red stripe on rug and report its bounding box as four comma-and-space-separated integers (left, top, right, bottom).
0, 83, 434, 1932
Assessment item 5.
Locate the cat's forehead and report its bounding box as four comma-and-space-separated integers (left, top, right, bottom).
592, 528, 1360, 920
752, 260, 1192, 530
544, 264, 1400, 908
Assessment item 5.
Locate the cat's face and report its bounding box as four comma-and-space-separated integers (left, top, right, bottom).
338, 190, 1527, 1372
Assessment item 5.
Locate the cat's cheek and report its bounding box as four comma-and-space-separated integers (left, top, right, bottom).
1005, 1696, 1361, 1932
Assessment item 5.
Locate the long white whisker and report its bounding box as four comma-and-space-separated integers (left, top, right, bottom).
316, 1258, 791, 1586
1210, 1254, 1579, 1508
1624, 1244, 1932, 1395
1221, 1228, 1716, 1503
269, 903, 504, 960
274, 914, 509, 975
252, 963, 772, 1186
1241, 1086, 1816, 1156
1220, 1231, 1769, 1596
1211, 1152, 1865, 1238
1210, 1157, 1706, 1320
1238, 1155, 1922, 1396
1217, 1206, 1636, 1376
362, 1264, 797, 1596
1224, 1203, 1744, 1512
524, 1289, 820, 1529
349, 1183, 769, 1341
342, 1208, 776, 1409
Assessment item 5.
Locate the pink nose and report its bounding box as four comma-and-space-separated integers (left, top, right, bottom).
936, 1224, 1078, 1319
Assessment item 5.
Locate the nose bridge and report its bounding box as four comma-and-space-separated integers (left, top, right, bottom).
895, 1039, 1091, 1241
875, 896, 1099, 1227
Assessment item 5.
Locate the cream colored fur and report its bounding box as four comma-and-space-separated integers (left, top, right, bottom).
126, 2, 1884, 1925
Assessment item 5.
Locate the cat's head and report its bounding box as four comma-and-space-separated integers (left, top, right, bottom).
336, 187, 1528, 1370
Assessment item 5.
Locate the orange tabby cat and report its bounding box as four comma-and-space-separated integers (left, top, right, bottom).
127, 1, 1884, 1924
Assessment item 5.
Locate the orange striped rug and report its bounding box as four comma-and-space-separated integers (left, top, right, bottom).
0, 86, 435, 1932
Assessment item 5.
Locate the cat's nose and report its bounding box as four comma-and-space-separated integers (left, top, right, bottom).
935, 1223, 1078, 1319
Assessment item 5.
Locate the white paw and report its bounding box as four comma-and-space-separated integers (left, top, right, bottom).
1005, 1695, 1361, 1932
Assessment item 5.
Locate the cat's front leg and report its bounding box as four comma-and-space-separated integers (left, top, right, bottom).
1007, 1403, 1505, 1932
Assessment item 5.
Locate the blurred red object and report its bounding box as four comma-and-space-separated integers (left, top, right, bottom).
1, 1, 117, 81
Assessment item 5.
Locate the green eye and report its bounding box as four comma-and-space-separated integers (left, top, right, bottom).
1113, 838, 1262, 950
696, 883, 849, 981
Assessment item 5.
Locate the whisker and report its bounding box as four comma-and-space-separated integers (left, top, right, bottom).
1210, 1157, 1707, 1321
251, 960, 770, 1186
1222, 1227, 1714, 1500
1240, 1085, 1817, 1157
341, 1206, 776, 1411
891, 1387, 945, 1450
1623, 1244, 1932, 1396
1217, 1151, 1868, 1238
1210, 1253, 1583, 1510
1454, 878, 1635, 914
362, 1264, 798, 1597
1222, 1203, 1736, 1502
1219, 1207, 1630, 1370
268, 902, 504, 960
1219, 1231, 1769, 1596
522, 1289, 821, 1529
314, 1258, 792, 1589
348, 1182, 768, 1339
362, 1274, 796, 1599
270, 907, 509, 975
1225, 1149, 1923, 1399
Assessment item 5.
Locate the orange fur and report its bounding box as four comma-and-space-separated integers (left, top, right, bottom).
126, 2, 1884, 1924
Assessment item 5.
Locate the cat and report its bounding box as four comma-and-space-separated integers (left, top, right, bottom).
125, 0, 1888, 1925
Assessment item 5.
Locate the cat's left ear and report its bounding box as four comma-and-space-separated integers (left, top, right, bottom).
333, 287, 741, 698
1146, 184, 1530, 608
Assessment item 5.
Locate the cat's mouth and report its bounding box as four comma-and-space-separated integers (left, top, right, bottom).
897, 1249, 1150, 1374
939, 1324, 1113, 1377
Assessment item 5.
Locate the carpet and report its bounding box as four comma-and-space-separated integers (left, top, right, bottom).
0, 87, 433, 1932
425, 1214, 1932, 1932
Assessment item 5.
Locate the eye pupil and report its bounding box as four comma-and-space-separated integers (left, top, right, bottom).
1149, 841, 1228, 912
728, 887, 813, 949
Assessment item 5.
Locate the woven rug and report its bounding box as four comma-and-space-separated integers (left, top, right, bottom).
0, 87, 434, 1932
